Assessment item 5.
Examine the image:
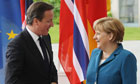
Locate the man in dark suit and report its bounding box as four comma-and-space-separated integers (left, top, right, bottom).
5, 2, 58, 84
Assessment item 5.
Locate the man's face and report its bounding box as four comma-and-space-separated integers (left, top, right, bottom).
36, 10, 54, 35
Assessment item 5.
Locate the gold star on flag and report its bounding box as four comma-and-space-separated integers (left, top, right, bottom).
7, 30, 17, 40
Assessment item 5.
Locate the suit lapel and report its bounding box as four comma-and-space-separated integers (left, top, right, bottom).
92, 49, 116, 72
21, 29, 52, 77
99, 44, 123, 68
100, 54, 115, 67
95, 51, 102, 71
22, 29, 44, 61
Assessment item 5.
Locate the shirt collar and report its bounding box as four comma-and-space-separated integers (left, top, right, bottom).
26, 26, 39, 42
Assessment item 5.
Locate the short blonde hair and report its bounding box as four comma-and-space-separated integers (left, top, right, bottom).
93, 17, 124, 43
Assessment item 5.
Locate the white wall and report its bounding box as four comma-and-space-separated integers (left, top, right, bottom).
111, 0, 119, 19
138, 0, 140, 26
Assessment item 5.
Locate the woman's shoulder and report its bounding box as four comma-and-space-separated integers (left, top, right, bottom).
120, 49, 135, 57
91, 48, 101, 54
119, 49, 136, 62
90, 48, 101, 58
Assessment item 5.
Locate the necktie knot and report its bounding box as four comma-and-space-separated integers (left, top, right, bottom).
38, 36, 43, 43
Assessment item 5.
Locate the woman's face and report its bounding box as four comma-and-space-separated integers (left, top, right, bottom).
93, 29, 111, 50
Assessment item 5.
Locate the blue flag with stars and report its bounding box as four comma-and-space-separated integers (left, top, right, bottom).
0, 0, 33, 83
0, 0, 22, 83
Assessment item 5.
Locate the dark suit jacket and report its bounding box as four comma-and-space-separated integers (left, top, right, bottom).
5, 28, 58, 84
86, 44, 137, 84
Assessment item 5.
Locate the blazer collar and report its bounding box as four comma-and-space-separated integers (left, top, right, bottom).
22, 29, 52, 77
26, 27, 39, 42
95, 50, 102, 70
97, 43, 123, 67
22, 28, 44, 60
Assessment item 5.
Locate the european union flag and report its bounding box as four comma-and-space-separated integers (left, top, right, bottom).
0, 0, 33, 83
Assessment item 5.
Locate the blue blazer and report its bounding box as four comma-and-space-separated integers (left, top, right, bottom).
86, 44, 137, 84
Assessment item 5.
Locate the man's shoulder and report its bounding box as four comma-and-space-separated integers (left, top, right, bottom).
8, 30, 26, 45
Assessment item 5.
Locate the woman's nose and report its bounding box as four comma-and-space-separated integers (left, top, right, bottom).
93, 34, 96, 40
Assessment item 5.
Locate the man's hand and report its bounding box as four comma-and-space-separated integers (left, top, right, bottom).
51, 82, 57, 84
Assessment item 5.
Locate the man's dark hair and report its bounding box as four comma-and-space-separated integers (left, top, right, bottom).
26, 2, 54, 25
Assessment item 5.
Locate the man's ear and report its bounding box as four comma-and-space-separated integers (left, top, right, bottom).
33, 18, 39, 25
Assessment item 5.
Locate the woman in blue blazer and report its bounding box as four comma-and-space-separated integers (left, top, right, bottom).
86, 17, 137, 84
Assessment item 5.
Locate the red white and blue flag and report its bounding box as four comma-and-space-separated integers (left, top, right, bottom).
59, 0, 107, 84
20, 0, 33, 29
